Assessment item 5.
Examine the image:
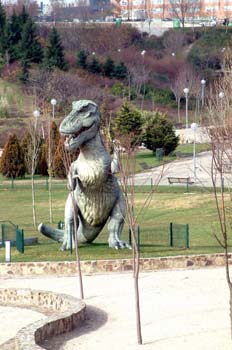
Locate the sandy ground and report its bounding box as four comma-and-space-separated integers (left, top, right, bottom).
0, 267, 231, 350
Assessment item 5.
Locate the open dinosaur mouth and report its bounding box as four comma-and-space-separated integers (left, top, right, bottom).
63, 123, 94, 147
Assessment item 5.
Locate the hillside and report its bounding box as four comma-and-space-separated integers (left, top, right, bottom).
0, 22, 231, 147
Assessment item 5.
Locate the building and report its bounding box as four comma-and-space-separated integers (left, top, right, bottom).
117, 0, 232, 21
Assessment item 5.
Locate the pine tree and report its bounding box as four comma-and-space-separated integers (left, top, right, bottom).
19, 57, 30, 83
20, 18, 43, 63
0, 134, 26, 178
102, 56, 115, 78
7, 10, 22, 61
114, 101, 143, 136
44, 27, 68, 71
0, 2, 6, 55
18, 5, 29, 31
77, 49, 88, 69
36, 143, 48, 176
53, 138, 66, 178
114, 62, 127, 79
88, 56, 101, 74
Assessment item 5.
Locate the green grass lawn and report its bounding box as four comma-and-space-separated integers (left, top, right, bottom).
0, 177, 229, 263
135, 143, 211, 172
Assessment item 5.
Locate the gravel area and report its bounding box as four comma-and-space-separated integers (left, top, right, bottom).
0, 267, 231, 350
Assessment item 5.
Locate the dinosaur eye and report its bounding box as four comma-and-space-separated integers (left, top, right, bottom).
80, 106, 88, 113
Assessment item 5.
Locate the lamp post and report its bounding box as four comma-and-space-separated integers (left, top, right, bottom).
51, 98, 57, 120
171, 52, 175, 57
32, 109, 40, 226
183, 88, 189, 128
200, 79, 206, 107
219, 91, 224, 111
141, 50, 146, 108
191, 122, 198, 181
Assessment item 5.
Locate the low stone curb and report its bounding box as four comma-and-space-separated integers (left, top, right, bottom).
0, 253, 229, 277
0, 288, 86, 350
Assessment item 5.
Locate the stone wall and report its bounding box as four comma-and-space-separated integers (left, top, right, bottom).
0, 254, 229, 277
0, 288, 85, 350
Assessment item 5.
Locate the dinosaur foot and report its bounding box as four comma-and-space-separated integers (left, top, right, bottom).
109, 239, 132, 250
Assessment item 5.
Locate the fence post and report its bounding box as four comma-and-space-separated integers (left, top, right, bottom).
186, 224, 189, 248
46, 177, 49, 191
128, 228, 131, 246
2, 224, 5, 247
70, 227, 73, 255
169, 222, 173, 247
137, 225, 141, 251
11, 177, 14, 190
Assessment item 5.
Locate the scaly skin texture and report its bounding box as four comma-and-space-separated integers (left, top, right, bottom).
38, 100, 129, 250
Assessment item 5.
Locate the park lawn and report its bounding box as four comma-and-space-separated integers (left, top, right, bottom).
134, 143, 211, 173
0, 179, 230, 263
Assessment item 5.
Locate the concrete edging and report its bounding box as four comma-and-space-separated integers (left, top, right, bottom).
0, 253, 229, 277
0, 288, 86, 350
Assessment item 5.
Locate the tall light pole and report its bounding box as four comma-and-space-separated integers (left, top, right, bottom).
200, 79, 206, 107
191, 122, 198, 182
183, 87, 189, 128
219, 91, 225, 125
32, 109, 40, 226
51, 98, 57, 120
141, 50, 146, 109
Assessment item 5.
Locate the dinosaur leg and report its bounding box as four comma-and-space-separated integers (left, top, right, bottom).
60, 193, 76, 251
108, 192, 131, 249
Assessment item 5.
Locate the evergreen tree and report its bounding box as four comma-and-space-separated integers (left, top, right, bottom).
114, 101, 143, 136
7, 10, 22, 61
19, 57, 30, 83
20, 18, 43, 63
88, 56, 101, 74
36, 143, 48, 176
142, 111, 179, 155
18, 5, 29, 30
0, 134, 26, 178
53, 138, 66, 178
77, 49, 88, 69
0, 2, 6, 55
114, 62, 127, 79
102, 56, 115, 78
44, 27, 68, 71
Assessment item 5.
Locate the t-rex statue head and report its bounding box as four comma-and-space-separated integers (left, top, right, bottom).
60, 100, 100, 151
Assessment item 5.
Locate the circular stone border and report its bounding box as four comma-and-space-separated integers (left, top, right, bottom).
0, 288, 86, 350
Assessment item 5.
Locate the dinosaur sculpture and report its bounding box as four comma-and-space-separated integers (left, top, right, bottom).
38, 100, 130, 250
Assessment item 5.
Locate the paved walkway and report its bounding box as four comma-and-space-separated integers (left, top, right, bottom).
0, 267, 231, 350
134, 151, 232, 188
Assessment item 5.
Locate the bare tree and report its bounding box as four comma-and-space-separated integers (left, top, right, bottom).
114, 133, 164, 345
162, 30, 185, 56
24, 115, 42, 227
207, 57, 232, 339
168, 0, 202, 28
62, 145, 84, 300
170, 62, 200, 123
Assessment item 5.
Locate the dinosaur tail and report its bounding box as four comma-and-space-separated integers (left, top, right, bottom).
38, 223, 64, 243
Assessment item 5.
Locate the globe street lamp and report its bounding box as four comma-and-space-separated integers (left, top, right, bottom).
200, 79, 206, 107
183, 88, 189, 128
33, 109, 40, 129
191, 122, 198, 181
51, 98, 57, 120
219, 91, 224, 111
171, 52, 175, 57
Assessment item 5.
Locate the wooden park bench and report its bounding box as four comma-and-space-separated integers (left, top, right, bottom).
168, 176, 194, 192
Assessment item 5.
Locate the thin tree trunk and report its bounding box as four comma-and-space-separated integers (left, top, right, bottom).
31, 170, 37, 227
